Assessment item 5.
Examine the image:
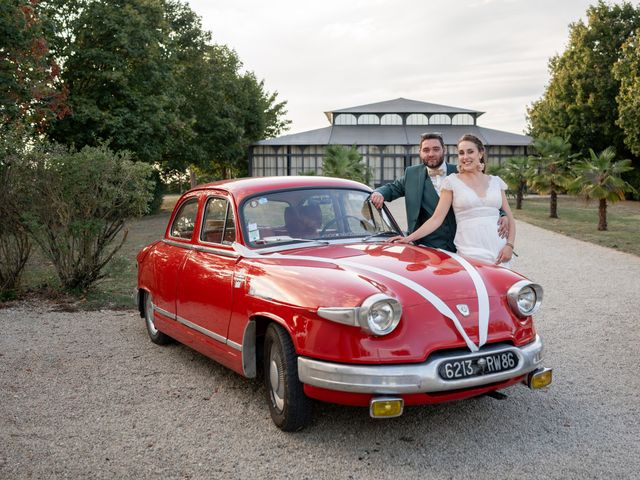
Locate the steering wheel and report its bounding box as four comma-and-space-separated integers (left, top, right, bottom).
319, 215, 363, 236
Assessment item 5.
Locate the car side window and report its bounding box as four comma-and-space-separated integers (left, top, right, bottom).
201, 197, 236, 245
169, 199, 199, 240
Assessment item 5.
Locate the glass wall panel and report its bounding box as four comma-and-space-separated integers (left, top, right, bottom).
335, 114, 357, 125
408, 145, 421, 166
253, 146, 264, 155
368, 146, 382, 184
307, 145, 325, 155
452, 114, 474, 125
252, 158, 263, 177
406, 114, 429, 125
447, 145, 458, 166
357, 114, 380, 125
382, 156, 404, 181
429, 114, 452, 125
287, 146, 301, 176
387, 145, 406, 154
251, 146, 279, 177
380, 114, 402, 125
290, 156, 303, 175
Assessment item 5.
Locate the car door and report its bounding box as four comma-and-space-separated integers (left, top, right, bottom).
152, 195, 200, 319
175, 194, 237, 345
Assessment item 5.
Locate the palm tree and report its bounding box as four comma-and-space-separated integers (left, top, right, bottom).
322, 145, 370, 184
527, 136, 574, 218
567, 147, 636, 231
500, 156, 530, 210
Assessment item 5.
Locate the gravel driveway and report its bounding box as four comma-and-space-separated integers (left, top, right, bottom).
2, 204, 639, 479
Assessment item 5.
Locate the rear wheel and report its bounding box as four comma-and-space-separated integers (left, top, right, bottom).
264, 323, 312, 431
144, 292, 172, 345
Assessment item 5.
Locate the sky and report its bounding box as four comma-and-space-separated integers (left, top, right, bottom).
185, 0, 637, 136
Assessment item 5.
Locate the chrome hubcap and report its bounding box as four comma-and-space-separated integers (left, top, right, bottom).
145, 296, 158, 335
269, 350, 285, 412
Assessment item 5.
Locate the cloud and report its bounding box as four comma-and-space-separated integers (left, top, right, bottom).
187, 0, 596, 135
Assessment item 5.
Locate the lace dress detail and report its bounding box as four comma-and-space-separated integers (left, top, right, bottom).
441, 174, 510, 267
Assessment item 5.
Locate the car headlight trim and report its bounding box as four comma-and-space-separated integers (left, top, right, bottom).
507, 280, 543, 318
358, 294, 402, 336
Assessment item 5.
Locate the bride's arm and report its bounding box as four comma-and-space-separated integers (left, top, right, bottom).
496, 190, 516, 263
390, 190, 453, 243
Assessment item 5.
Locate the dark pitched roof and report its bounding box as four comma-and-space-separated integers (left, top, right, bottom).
256, 124, 531, 147
327, 97, 482, 116
257, 126, 333, 146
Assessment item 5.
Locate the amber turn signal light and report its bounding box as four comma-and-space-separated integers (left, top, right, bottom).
369, 397, 404, 418
526, 367, 553, 389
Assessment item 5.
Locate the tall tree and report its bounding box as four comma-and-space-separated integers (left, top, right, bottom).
0, 0, 69, 130
45, 0, 179, 162
613, 28, 640, 157
527, 136, 574, 219
500, 156, 530, 210
527, 2, 640, 157
41, 0, 289, 178
174, 44, 290, 181
567, 147, 636, 230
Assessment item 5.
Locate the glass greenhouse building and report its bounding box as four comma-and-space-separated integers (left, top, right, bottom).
249, 98, 532, 187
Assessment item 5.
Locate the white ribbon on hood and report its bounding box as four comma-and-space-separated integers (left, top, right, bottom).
233, 243, 490, 352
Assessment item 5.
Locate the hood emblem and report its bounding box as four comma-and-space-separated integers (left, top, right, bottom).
456, 304, 470, 317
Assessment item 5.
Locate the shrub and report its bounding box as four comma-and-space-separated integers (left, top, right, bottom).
0, 126, 32, 298
23, 144, 154, 291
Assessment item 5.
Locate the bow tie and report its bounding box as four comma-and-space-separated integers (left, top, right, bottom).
428, 168, 445, 177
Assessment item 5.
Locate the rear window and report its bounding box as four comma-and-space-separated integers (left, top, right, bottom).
169, 199, 199, 240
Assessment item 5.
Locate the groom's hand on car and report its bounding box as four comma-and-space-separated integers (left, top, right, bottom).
370, 192, 385, 209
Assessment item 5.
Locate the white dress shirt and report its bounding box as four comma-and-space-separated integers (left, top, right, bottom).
427, 162, 448, 195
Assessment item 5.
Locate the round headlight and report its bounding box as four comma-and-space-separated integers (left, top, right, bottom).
358, 294, 402, 336
507, 280, 543, 318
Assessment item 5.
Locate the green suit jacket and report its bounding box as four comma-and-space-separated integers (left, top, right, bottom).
375, 163, 457, 251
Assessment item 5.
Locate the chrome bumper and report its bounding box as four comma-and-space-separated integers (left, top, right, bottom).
298, 335, 545, 394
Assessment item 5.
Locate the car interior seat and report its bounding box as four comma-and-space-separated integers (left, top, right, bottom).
284, 204, 322, 238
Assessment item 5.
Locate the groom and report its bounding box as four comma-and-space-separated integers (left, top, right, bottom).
370, 132, 507, 251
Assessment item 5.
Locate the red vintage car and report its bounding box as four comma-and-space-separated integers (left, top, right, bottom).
136, 176, 552, 431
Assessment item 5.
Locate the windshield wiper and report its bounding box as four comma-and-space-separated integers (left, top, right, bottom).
257, 237, 329, 246
363, 231, 401, 242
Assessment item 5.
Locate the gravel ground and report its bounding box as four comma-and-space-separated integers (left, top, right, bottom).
1, 203, 639, 479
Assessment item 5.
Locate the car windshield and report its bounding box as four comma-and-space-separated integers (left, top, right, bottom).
240, 188, 400, 248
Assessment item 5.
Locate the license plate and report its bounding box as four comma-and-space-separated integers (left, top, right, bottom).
438, 351, 519, 380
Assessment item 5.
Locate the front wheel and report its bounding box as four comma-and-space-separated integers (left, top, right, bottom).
144, 292, 172, 345
264, 323, 312, 431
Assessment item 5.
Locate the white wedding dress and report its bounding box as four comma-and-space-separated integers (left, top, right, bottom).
441, 174, 511, 268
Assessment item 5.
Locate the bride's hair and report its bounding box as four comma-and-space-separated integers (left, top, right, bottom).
457, 134, 486, 173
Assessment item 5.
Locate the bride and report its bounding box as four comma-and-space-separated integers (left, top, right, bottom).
390, 134, 516, 267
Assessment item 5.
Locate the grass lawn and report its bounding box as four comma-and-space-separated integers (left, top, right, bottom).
6, 194, 639, 310
509, 195, 640, 257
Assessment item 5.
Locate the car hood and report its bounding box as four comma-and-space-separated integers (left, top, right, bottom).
235, 242, 524, 309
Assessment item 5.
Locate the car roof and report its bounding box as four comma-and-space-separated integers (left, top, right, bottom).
187, 176, 372, 203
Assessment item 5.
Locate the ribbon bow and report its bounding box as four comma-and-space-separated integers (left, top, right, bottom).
428, 168, 445, 177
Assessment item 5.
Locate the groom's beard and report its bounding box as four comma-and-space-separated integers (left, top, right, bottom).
423, 153, 445, 169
